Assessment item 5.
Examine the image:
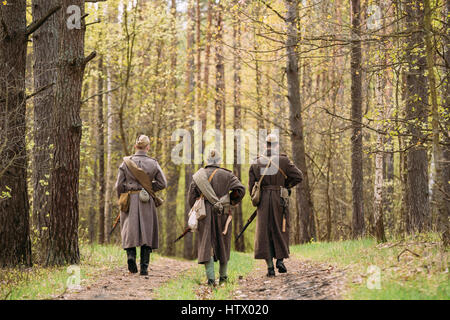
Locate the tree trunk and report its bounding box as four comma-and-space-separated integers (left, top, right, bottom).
88, 99, 98, 244
214, 1, 225, 156
184, 0, 195, 260
442, 0, 450, 246
350, 0, 364, 238
165, 163, 180, 256
31, 0, 58, 257
202, 0, 213, 157
103, 65, 115, 244
165, 0, 180, 256
373, 0, 387, 243
97, 56, 106, 243
47, 0, 90, 265
103, 2, 116, 245
0, 0, 32, 267
232, 17, 244, 251
284, 0, 316, 244
404, 0, 430, 233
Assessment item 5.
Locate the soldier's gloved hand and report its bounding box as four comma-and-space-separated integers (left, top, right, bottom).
288, 188, 292, 196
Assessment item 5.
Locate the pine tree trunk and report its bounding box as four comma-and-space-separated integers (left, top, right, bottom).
31, 0, 58, 256
0, 0, 32, 267
373, 0, 386, 243
232, 17, 244, 251
88, 101, 98, 244
284, 0, 316, 243
103, 3, 116, 245
404, 0, 430, 233
184, 0, 195, 260
47, 0, 90, 265
97, 57, 106, 243
202, 0, 212, 152
214, 1, 225, 155
442, 0, 450, 247
350, 0, 365, 238
162, 0, 181, 256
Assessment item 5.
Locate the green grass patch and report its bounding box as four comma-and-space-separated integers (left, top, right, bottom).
1, 244, 129, 300
291, 235, 449, 300
156, 251, 254, 300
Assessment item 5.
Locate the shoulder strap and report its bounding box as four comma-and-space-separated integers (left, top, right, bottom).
256, 158, 272, 186
197, 168, 219, 200
209, 168, 219, 182
260, 154, 288, 179
123, 157, 155, 197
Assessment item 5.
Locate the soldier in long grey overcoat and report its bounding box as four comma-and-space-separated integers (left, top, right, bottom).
188, 149, 245, 286
115, 135, 167, 275
249, 134, 303, 276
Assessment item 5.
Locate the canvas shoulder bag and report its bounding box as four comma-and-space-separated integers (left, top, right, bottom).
251, 158, 272, 207
188, 168, 219, 231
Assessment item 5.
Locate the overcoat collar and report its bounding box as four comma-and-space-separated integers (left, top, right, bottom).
134, 150, 148, 156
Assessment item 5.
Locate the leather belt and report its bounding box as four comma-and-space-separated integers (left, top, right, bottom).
262, 185, 281, 190
128, 190, 141, 194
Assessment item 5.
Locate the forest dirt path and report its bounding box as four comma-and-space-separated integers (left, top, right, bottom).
57, 255, 346, 300
233, 257, 346, 300
58, 256, 196, 300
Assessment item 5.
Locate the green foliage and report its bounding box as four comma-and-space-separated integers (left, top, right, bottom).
0, 185, 12, 200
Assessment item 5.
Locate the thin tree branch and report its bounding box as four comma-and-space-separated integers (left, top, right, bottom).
86, 20, 101, 27
26, 82, 55, 100
26, 5, 61, 37
83, 51, 97, 66
81, 86, 120, 104
256, 0, 286, 22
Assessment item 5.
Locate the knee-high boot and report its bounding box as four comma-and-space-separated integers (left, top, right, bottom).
140, 245, 152, 276
126, 248, 138, 273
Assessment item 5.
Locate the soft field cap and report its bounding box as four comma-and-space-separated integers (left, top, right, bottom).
266, 133, 279, 144
207, 148, 221, 165
136, 135, 150, 148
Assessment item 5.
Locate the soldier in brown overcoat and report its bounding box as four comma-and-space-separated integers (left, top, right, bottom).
249, 134, 303, 276
115, 135, 167, 275
188, 149, 245, 286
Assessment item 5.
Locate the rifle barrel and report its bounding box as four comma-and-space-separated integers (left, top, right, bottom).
236, 210, 257, 241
